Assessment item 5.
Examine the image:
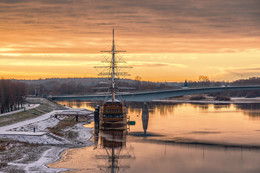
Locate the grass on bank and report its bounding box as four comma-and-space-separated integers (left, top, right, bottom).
48, 119, 78, 137
48, 116, 92, 139
0, 98, 65, 127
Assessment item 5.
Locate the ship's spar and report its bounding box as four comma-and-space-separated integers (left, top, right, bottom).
100, 29, 126, 101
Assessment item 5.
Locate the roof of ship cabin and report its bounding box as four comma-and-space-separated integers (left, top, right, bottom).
106, 99, 121, 103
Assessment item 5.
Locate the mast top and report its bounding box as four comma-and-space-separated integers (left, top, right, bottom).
111, 29, 116, 101
113, 28, 114, 46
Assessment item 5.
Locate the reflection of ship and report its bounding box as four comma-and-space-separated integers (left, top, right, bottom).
98, 29, 128, 128
95, 126, 134, 173
142, 102, 149, 135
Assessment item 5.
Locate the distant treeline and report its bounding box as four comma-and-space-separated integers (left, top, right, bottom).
209, 90, 260, 98
12, 76, 260, 97
185, 77, 260, 98
208, 77, 260, 98
232, 77, 260, 86
186, 77, 260, 87
24, 78, 178, 96
0, 80, 27, 114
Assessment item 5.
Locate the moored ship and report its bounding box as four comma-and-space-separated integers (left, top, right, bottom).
97, 29, 128, 129
99, 99, 127, 129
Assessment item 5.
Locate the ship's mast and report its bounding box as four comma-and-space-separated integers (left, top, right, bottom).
112, 29, 116, 101
98, 29, 128, 101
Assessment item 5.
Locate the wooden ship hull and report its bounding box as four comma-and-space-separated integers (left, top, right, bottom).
99, 99, 127, 130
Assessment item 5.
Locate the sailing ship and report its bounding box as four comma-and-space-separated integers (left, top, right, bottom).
98, 29, 128, 129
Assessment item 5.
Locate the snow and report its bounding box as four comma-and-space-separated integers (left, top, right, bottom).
1, 121, 94, 172
0, 108, 93, 144
0, 110, 63, 136
10, 117, 61, 132
55, 108, 93, 116
8, 147, 69, 173
0, 105, 94, 172
64, 122, 94, 144
0, 134, 65, 145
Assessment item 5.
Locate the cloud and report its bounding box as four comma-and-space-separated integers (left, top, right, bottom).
0, 0, 259, 53
0, 0, 30, 4
210, 66, 260, 80
129, 61, 187, 68
225, 67, 260, 76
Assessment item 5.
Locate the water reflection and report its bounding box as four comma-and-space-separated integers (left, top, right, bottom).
213, 103, 231, 110
235, 103, 260, 119
94, 125, 134, 173
50, 101, 260, 173
57, 101, 260, 118
142, 103, 149, 135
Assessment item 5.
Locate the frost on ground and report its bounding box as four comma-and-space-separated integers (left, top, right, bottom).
7, 147, 68, 173
0, 108, 94, 173
0, 116, 69, 145
64, 122, 94, 144
9, 117, 60, 132
0, 134, 68, 145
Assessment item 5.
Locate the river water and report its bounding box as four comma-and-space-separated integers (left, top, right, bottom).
50, 101, 260, 173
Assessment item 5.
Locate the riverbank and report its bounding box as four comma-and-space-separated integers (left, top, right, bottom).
0, 122, 93, 172
0, 98, 94, 173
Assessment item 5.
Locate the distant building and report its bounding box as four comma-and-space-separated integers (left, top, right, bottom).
184, 80, 188, 87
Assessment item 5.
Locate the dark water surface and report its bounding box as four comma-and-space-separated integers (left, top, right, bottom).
50, 101, 260, 173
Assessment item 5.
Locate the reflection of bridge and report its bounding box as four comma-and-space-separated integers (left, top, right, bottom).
50, 86, 260, 102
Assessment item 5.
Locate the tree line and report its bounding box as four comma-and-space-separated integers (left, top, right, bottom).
0, 80, 27, 114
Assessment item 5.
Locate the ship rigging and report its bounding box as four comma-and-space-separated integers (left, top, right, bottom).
95, 29, 130, 129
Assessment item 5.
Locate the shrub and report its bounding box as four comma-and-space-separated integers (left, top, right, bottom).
214, 95, 231, 101
190, 95, 206, 100
0, 146, 5, 151
0, 162, 7, 168
245, 91, 257, 98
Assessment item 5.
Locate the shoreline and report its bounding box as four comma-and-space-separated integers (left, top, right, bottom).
154, 97, 260, 104
0, 98, 94, 173
0, 119, 94, 172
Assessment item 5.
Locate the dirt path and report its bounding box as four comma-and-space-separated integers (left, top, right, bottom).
0, 104, 40, 117
0, 110, 63, 136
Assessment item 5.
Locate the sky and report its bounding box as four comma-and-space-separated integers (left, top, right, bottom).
0, 0, 259, 82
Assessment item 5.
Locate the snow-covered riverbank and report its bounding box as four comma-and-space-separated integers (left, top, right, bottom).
0, 104, 94, 172
3, 122, 94, 172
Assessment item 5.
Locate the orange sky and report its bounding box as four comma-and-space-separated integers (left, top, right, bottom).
0, 0, 259, 82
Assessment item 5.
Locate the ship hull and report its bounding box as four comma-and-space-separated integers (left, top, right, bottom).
99, 99, 127, 130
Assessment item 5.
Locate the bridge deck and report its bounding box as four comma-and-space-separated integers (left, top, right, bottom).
49, 86, 260, 102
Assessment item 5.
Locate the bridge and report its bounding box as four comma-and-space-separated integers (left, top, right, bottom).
49, 86, 260, 102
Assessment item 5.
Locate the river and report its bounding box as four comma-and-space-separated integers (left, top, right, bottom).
49, 101, 260, 173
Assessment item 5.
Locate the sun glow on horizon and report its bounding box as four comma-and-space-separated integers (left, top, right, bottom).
0, 50, 259, 82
